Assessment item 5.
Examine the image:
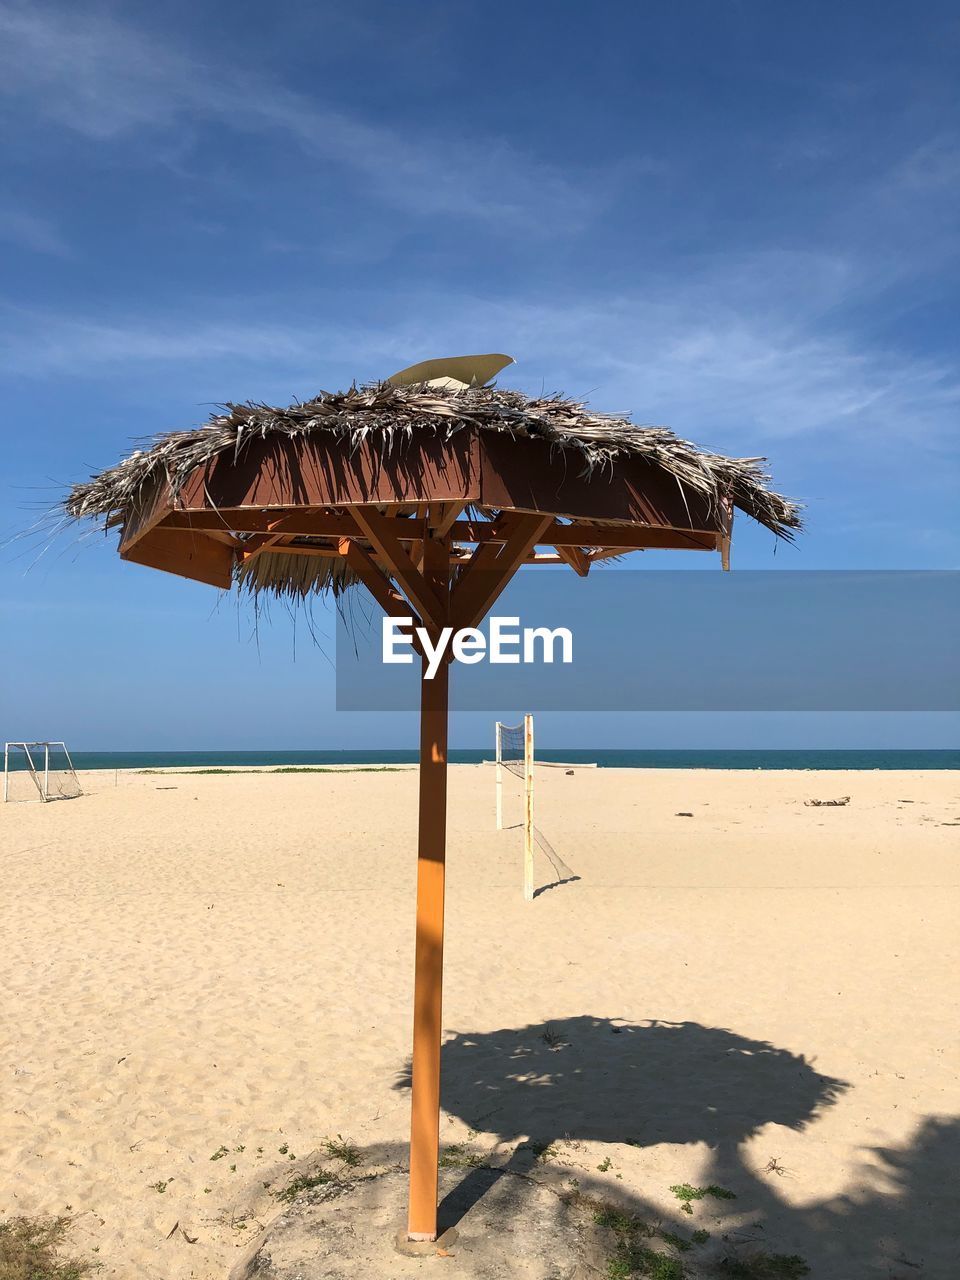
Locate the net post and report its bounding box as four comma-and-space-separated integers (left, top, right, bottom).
495, 721, 503, 830
3, 743, 8, 804
523, 713, 534, 901
44, 744, 50, 802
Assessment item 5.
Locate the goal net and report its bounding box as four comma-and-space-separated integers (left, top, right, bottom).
4, 742, 83, 803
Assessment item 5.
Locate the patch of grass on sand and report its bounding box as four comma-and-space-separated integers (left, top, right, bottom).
594, 1208, 649, 1235
273, 766, 406, 774
273, 1170, 337, 1203
657, 1230, 691, 1252
323, 1136, 361, 1167
594, 1208, 684, 1279
669, 1183, 737, 1213
0, 1216, 98, 1280
669, 1183, 737, 1203
719, 1253, 809, 1278
606, 1246, 685, 1279
524, 1139, 559, 1162
438, 1144, 486, 1169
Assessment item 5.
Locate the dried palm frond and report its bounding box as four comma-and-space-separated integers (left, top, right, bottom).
66, 382, 801, 535
63, 381, 801, 599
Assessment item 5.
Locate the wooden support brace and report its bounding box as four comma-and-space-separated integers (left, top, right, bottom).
450, 513, 554, 631
159, 509, 719, 554
448, 519, 712, 550
432, 503, 464, 539
351, 506, 446, 632
719, 493, 734, 571
554, 544, 590, 576
587, 548, 628, 564
336, 538, 416, 621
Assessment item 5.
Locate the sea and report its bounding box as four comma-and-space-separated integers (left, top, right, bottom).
21, 748, 960, 771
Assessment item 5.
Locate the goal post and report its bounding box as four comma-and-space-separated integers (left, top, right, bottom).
3, 741, 82, 803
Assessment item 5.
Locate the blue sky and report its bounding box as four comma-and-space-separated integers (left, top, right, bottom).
1, 1, 957, 749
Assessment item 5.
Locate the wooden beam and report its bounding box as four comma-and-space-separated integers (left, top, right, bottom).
158, 509, 719, 550
719, 493, 734, 571
205, 530, 245, 549
227, 537, 644, 571
447, 510, 514, 584
236, 542, 474, 568
448, 519, 715, 550
476, 429, 718, 528
450, 513, 554, 631
587, 548, 628, 563
336, 537, 423, 631
176, 430, 479, 512
163, 508, 414, 538
350, 507, 445, 632
119, 528, 234, 588
118, 472, 174, 553
162, 509, 249, 532
240, 522, 290, 562
432, 503, 464, 539
554, 544, 590, 576
241, 543, 384, 564
240, 516, 303, 553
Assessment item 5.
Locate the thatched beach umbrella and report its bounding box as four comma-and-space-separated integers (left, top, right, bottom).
64, 355, 800, 1243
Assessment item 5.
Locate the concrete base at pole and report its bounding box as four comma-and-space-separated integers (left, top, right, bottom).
394, 1226, 458, 1256
228, 1162, 605, 1280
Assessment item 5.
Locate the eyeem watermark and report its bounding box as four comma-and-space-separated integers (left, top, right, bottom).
383, 616, 574, 679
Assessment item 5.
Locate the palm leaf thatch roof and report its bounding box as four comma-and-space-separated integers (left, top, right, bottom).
64, 381, 801, 598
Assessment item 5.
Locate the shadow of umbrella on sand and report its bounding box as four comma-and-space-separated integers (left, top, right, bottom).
394, 1017, 848, 1230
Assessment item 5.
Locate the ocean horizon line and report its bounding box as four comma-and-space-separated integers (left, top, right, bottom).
13, 747, 959, 772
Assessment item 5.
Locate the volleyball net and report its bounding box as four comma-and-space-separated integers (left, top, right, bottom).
495, 716, 579, 901
497, 720, 527, 780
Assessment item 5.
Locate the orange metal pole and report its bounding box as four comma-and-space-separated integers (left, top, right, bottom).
406, 535, 450, 1241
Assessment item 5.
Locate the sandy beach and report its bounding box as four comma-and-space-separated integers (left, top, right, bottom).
2, 765, 958, 1278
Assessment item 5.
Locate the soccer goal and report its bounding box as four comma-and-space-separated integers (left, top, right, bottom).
3, 742, 83, 803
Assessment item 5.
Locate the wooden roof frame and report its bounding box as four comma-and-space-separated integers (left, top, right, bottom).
116, 428, 731, 590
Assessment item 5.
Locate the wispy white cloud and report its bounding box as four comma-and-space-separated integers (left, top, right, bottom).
2, 251, 956, 461
0, 2, 596, 232
894, 136, 960, 194
0, 308, 404, 381
867, 134, 960, 266
0, 207, 72, 257
0, 3, 182, 138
